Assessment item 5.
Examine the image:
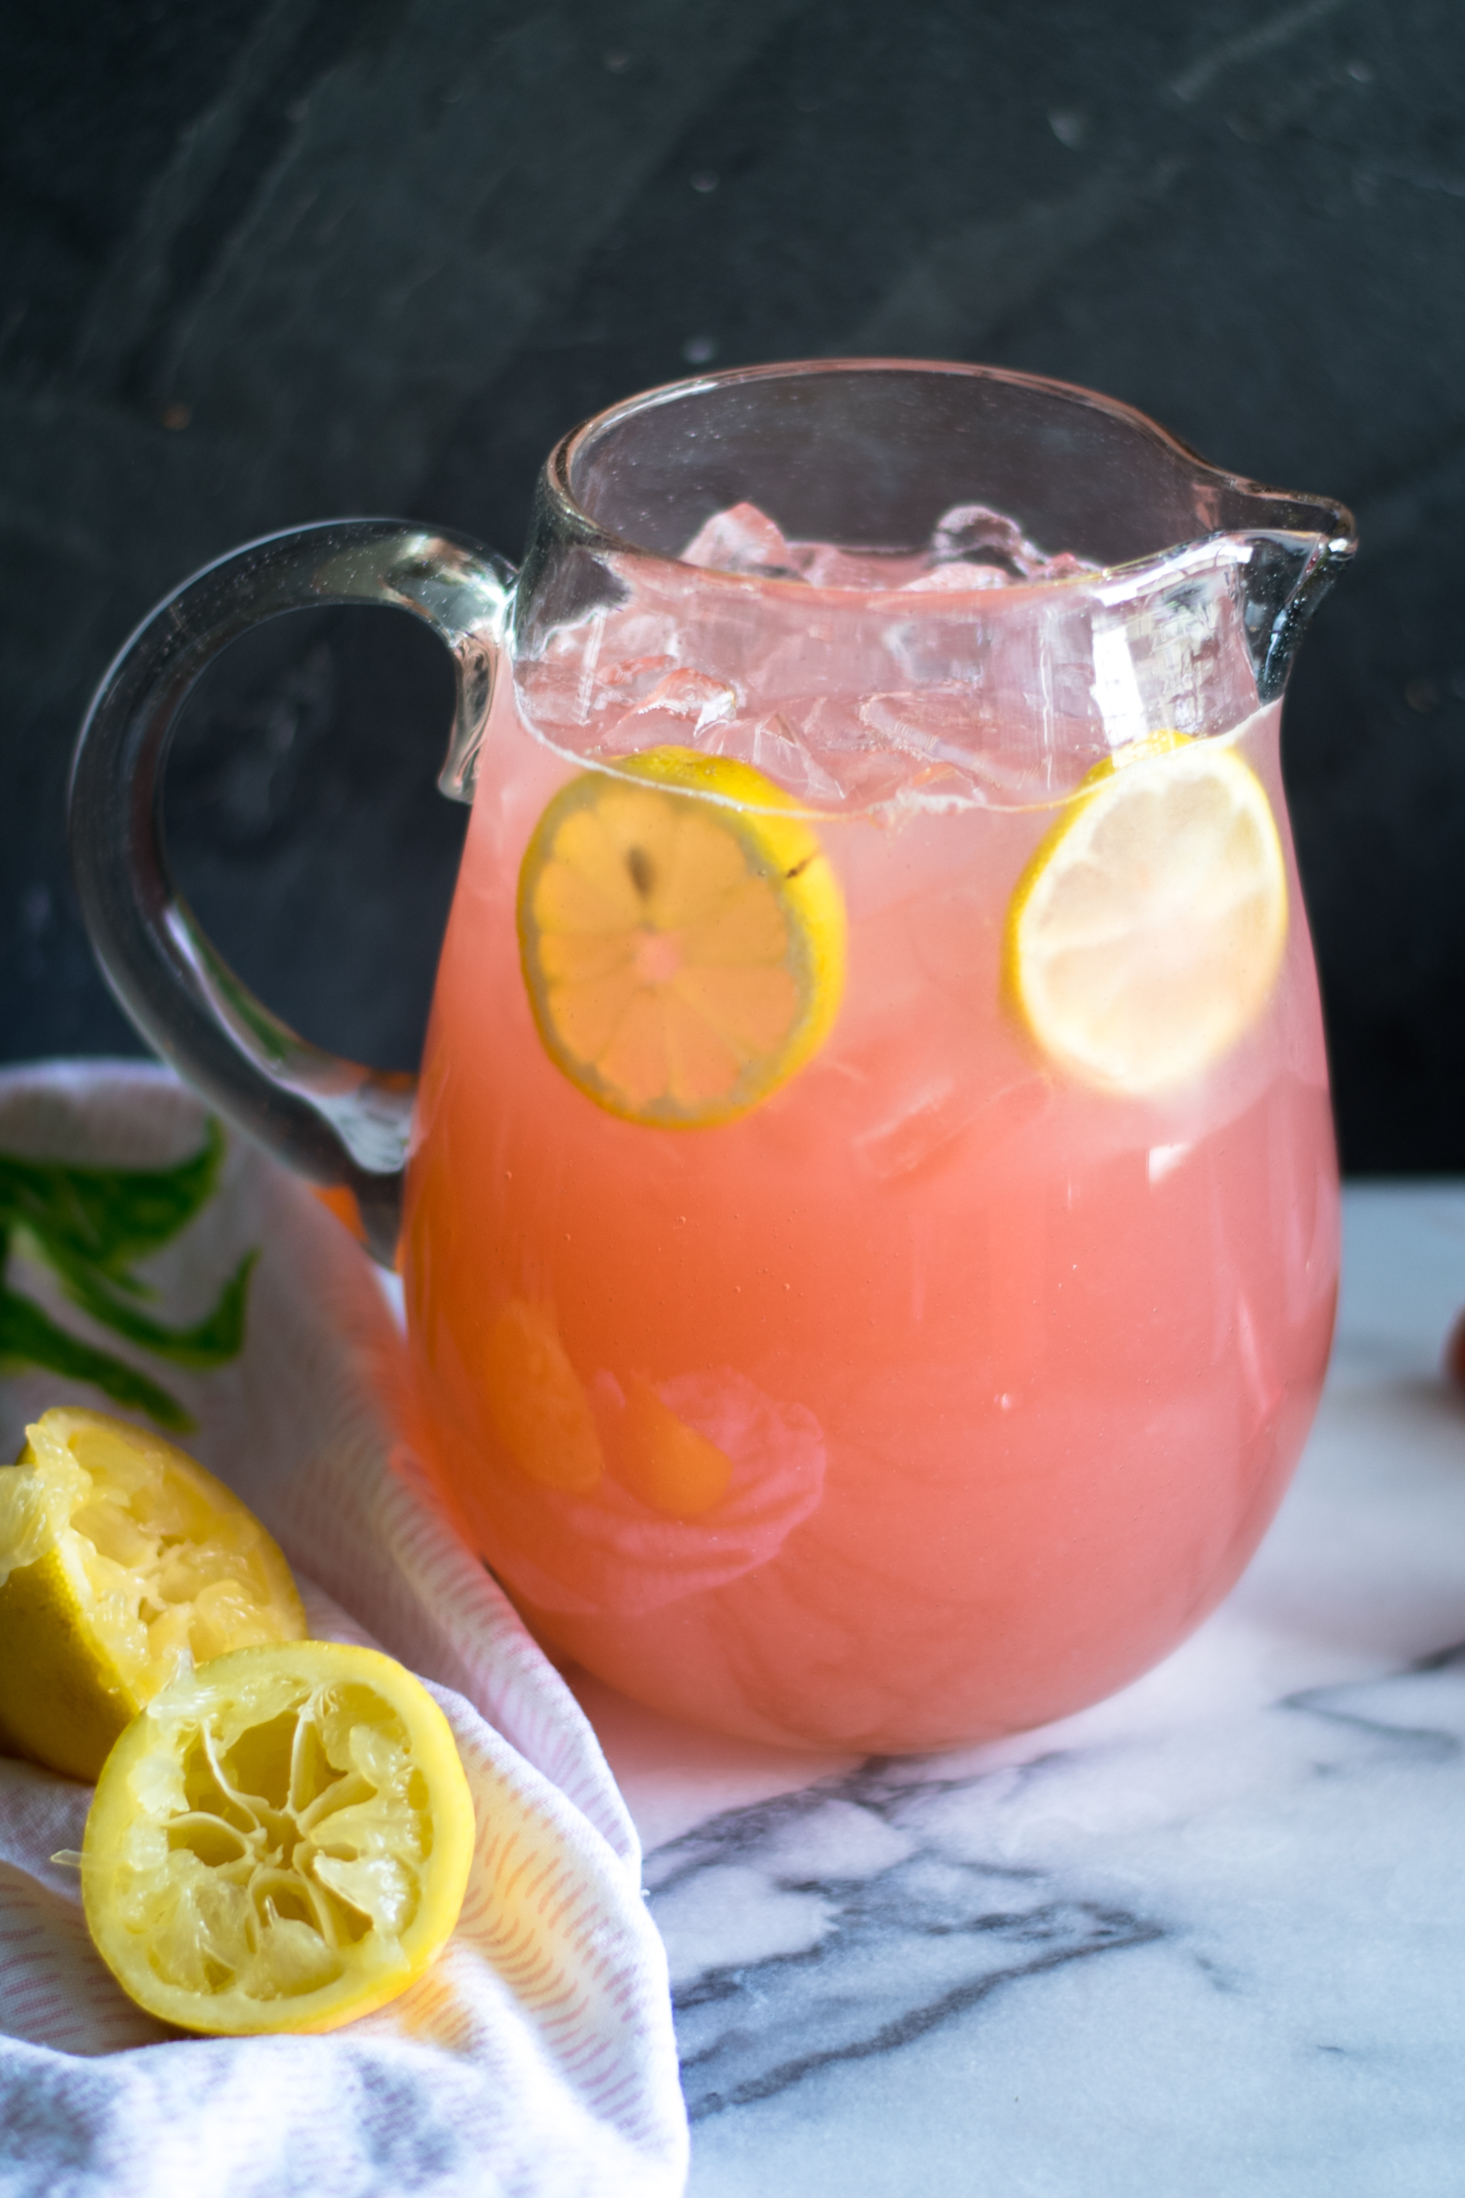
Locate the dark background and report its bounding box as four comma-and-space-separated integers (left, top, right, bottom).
3, 0, 1464, 1168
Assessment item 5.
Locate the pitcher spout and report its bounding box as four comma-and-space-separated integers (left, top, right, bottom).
1233, 517, 1356, 702
1178, 452, 1354, 702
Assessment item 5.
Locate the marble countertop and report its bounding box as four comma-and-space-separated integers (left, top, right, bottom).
573, 1186, 1465, 2197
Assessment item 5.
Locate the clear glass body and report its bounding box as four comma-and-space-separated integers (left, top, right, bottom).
400, 362, 1347, 1753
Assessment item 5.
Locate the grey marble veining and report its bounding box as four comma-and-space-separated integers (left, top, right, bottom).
650, 1765, 1163, 2123
577, 1188, 1465, 2195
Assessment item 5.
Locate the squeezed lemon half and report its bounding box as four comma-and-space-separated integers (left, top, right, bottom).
0, 1409, 306, 1783
518, 746, 846, 1126
1006, 734, 1289, 1094
82, 1640, 475, 2035
479, 1300, 734, 1517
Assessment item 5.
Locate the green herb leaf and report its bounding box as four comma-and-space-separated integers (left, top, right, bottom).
0, 1121, 226, 1292
41, 1247, 258, 1368
0, 1287, 192, 1432
0, 1119, 254, 1430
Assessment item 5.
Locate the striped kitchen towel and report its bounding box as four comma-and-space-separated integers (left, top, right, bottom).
0, 1061, 687, 2198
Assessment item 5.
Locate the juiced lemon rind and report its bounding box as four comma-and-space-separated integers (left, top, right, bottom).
0, 1409, 306, 1783
82, 1641, 475, 2035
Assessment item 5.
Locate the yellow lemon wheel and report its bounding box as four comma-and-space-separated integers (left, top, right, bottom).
518, 746, 846, 1126
0, 1409, 306, 1783
1006, 735, 1289, 1094
82, 1641, 475, 2035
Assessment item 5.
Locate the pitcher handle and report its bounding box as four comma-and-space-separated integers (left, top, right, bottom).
68, 520, 514, 1267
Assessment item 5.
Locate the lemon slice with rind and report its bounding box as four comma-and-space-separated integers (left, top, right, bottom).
518, 746, 846, 1125
0, 1409, 306, 1783
1006, 734, 1288, 1094
82, 1640, 475, 2034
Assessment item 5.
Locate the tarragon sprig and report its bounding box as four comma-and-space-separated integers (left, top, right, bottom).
0, 1121, 255, 1432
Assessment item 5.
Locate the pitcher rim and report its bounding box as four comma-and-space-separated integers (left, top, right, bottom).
546, 355, 1357, 600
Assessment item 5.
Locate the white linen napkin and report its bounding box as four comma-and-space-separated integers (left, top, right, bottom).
0, 1061, 688, 2198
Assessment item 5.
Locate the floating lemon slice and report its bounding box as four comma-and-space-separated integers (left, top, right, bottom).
82, 1641, 475, 2035
518, 746, 846, 1125
1006, 734, 1288, 1094
0, 1409, 306, 1783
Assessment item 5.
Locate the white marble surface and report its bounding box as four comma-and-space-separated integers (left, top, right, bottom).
574, 1186, 1465, 2197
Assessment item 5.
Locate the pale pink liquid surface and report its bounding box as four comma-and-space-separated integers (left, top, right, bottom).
403, 682, 1338, 1753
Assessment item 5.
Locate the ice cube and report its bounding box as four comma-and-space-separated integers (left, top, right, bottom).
925, 503, 1096, 584
929, 504, 1035, 573
598, 653, 679, 697
678, 499, 1093, 592
859, 691, 1075, 806
597, 666, 742, 752
628, 668, 740, 729
680, 502, 800, 577
748, 712, 845, 804
792, 543, 929, 589
861, 689, 982, 760
897, 560, 1012, 592
698, 701, 906, 810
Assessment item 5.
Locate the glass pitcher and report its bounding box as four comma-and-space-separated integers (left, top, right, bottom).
70, 361, 1355, 1752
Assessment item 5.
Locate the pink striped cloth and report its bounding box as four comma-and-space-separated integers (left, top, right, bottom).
0, 1063, 688, 2197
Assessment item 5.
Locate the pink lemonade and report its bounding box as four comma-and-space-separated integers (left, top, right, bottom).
401, 509, 1338, 1753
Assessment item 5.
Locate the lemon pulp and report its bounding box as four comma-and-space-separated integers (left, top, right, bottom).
82, 1640, 475, 2034
1006, 734, 1289, 1094
517, 746, 846, 1125
0, 1408, 306, 1782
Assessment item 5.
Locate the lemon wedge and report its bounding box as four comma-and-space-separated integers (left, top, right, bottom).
1006, 735, 1288, 1094
82, 1640, 475, 2034
518, 746, 846, 1125
480, 1300, 605, 1494
607, 1375, 733, 1519
0, 1408, 306, 1783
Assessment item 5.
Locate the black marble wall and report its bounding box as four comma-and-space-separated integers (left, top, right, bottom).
4, 0, 1463, 1168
